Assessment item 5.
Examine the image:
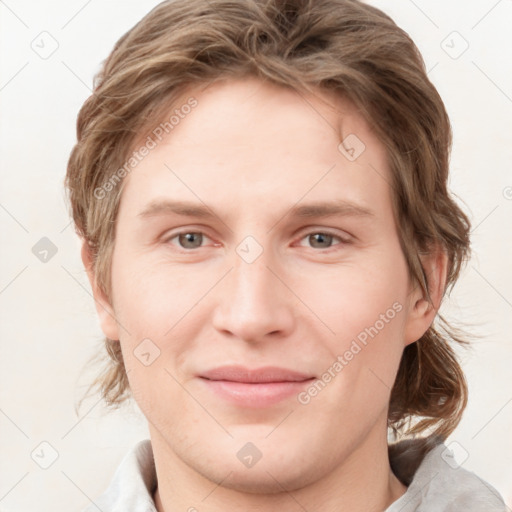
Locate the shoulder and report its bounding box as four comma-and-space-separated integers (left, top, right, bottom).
81, 439, 157, 512
388, 439, 507, 511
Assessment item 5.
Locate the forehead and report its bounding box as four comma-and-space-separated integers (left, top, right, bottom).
117, 77, 393, 224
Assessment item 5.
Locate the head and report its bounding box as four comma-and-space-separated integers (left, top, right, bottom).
66, 0, 471, 491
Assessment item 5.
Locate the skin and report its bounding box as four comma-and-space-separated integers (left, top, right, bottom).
83, 77, 447, 512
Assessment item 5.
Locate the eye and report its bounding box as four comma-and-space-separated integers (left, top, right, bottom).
164, 230, 349, 251
297, 231, 348, 250
167, 231, 212, 250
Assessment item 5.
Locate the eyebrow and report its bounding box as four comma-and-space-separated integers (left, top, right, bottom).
137, 199, 375, 220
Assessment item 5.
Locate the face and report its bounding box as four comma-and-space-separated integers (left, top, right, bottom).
88, 77, 437, 493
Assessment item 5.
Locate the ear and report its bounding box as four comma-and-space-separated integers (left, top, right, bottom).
403, 245, 448, 347
81, 240, 120, 341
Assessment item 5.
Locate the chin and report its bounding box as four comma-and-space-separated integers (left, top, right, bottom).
198, 462, 317, 495
188, 444, 327, 496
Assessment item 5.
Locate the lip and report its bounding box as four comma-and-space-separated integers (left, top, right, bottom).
200, 365, 314, 383
198, 365, 315, 408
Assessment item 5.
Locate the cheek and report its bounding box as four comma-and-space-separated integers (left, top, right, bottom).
305, 306, 406, 432
300, 253, 409, 398
110, 255, 217, 397
110, 252, 211, 335
304, 257, 408, 341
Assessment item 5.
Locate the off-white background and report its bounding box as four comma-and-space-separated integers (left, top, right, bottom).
0, 1, 511, 511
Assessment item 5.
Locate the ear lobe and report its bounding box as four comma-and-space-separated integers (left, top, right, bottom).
80, 240, 120, 341
403, 246, 448, 346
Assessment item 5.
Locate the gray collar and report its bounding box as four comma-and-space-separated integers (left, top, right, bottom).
83, 438, 506, 511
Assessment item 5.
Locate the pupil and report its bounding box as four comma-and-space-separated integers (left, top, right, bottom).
180, 233, 202, 248
311, 233, 331, 248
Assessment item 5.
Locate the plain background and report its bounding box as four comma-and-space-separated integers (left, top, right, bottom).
1, 0, 511, 510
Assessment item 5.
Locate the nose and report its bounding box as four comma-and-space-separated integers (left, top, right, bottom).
211, 250, 295, 343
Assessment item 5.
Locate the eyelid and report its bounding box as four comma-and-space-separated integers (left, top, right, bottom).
163, 228, 216, 248
294, 229, 352, 249
162, 227, 353, 250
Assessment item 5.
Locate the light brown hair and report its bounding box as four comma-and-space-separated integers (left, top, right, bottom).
65, 0, 471, 448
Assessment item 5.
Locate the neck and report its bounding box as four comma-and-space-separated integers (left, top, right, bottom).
151, 421, 407, 512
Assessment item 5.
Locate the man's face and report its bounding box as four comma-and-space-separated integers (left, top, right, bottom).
92, 77, 431, 492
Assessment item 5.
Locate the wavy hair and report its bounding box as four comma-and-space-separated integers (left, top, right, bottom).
65, 0, 471, 447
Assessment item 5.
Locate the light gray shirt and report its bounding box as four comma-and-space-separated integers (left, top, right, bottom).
82, 439, 507, 511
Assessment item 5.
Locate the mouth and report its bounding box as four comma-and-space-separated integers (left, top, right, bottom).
198, 365, 316, 408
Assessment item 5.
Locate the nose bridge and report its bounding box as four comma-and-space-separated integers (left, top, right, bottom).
232, 252, 273, 308
212, 243, 294, 341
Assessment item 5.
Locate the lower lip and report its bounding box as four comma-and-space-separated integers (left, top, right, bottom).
200, 378, 315, 408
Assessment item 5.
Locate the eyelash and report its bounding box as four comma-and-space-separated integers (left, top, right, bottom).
163, 229, 351, 252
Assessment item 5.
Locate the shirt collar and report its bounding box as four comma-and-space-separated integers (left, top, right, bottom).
84, 438, 506, 512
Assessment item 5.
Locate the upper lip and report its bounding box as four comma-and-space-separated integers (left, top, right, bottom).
199, 365, 314, 383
